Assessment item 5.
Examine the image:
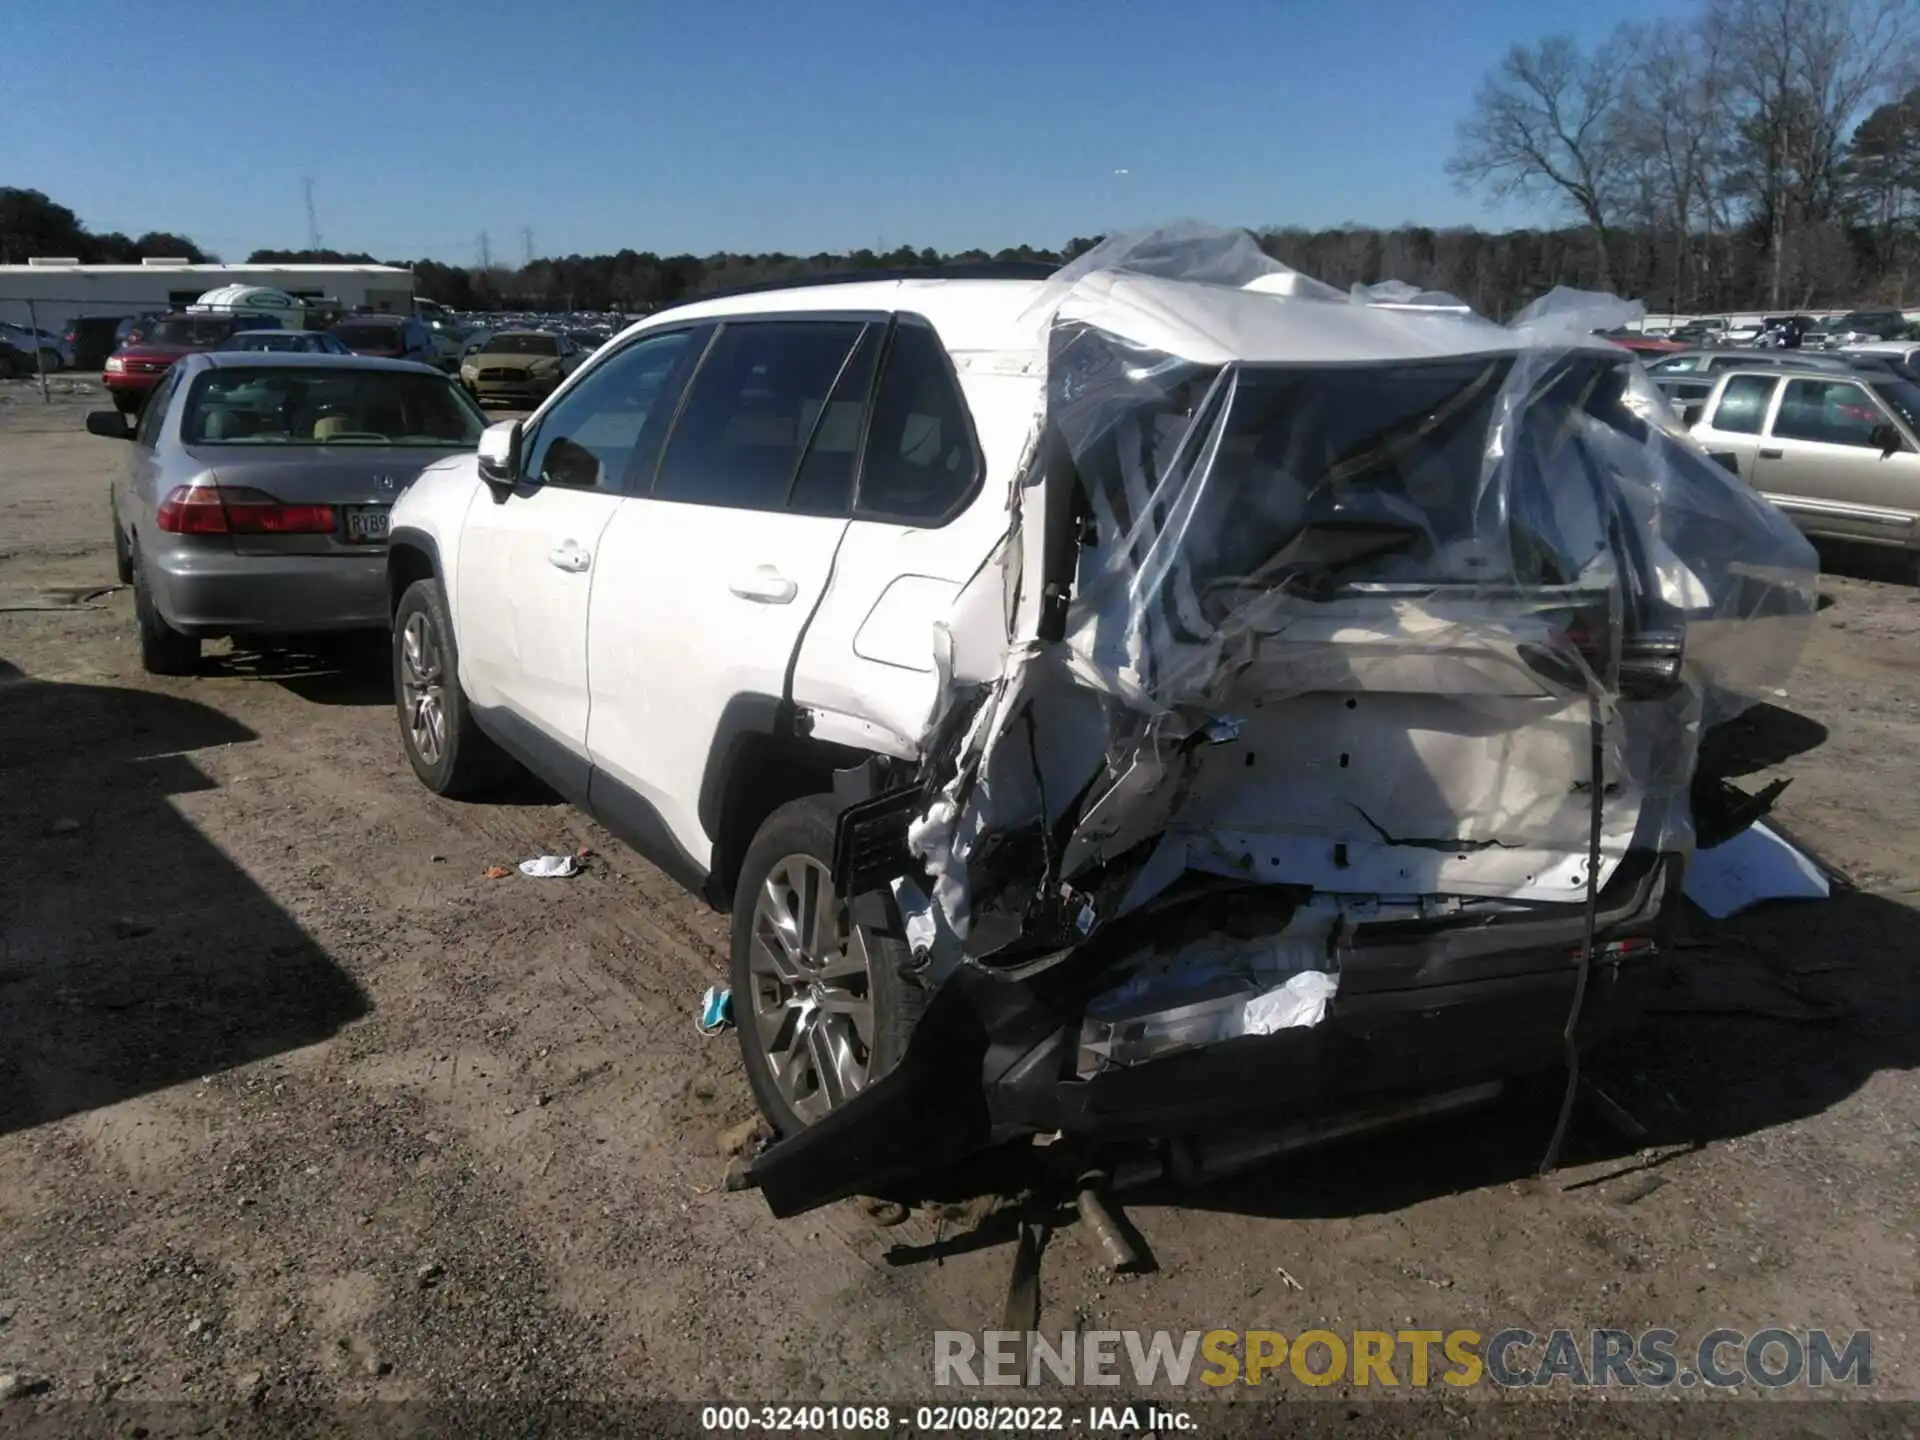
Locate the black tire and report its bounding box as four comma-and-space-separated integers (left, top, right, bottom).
730, 795, 925, 1137
131, 543, 200, 675
110, 500, 133, 584
112, 391, 141, 415
392, 576, 519, 798
38, 348, 63, 374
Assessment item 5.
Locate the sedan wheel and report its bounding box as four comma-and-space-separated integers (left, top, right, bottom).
399, 610, 447, 766
745, 855, 877, 1126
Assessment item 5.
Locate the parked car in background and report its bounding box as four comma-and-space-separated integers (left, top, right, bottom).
103, 312, 284, 413
215, 330, 355, 355
62, 316, 129, 371
0, 322, 73, 372
1841, 340, 1920, 370
0, 336, 32, 378
1834, 309, 1911, 344
87, 352, 490, 673
1689, 364, 1920, 578
331, 314, 436, 365
457, 329, 586, 408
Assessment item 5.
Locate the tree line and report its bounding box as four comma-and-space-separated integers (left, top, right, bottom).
9, 0, 1920, 327
1448, 0, 1920, 312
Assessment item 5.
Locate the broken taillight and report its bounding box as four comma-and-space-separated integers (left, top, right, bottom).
155, 485, 336, 536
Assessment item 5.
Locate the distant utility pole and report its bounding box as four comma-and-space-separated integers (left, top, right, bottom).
521, 227, 534, 267
303, 178, 323, 252
478, 231, 492, 270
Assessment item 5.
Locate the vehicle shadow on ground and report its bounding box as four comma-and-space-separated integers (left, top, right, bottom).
0, 659, 370, 1138
1813, 538, 1918, 587
210, 635, 394, 707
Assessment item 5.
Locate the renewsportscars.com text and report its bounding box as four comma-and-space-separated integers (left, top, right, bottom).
933, 1327, 1872, 1390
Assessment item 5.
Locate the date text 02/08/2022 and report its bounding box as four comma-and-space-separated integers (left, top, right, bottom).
699, 1404, 1196, 1433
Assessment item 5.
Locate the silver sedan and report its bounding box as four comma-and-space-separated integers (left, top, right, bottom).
90, 352, 489, 674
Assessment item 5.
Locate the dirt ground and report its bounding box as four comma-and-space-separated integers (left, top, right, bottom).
0, 376, 1915, 1425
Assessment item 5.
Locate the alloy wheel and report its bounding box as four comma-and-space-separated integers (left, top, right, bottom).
400, 611, 447, 766
747, 855, 877, 1125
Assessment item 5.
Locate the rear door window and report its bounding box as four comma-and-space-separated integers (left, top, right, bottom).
135, 370, 181, 446
1709, 375, 1777, 434
854, 319, 980, 524
653, 320, 868, 512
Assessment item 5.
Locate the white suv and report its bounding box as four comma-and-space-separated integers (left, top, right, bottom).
387, 254, 1815, 1217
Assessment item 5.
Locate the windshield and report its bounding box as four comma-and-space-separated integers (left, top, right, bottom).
1870, 378, 1920, 433
144, 317, 240, 347
333, 322, 405, 349
182, 367, 488, 446
480, 333, 559, 356
224, 332, 328, 351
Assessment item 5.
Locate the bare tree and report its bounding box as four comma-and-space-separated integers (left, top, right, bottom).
1714, 0, 1917, 304
1448, 35, 1632, 290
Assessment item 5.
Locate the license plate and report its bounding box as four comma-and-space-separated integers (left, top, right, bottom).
344, 506, 390, 543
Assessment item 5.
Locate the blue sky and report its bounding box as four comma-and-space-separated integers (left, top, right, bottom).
5, 0, 1680, 263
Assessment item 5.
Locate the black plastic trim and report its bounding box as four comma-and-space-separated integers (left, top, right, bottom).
586, 769, 713, 900
696, 692, 789, 840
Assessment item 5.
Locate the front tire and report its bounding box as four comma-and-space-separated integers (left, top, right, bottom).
132, 544, 200, 675
393, 576, 519, 798
731, 796, 923, 1136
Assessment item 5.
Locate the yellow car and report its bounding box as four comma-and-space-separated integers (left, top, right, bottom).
459, 330, 586, 410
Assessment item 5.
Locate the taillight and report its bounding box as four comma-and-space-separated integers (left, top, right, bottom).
155, 485, 335, 535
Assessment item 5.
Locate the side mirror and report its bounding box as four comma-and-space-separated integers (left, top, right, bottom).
1871, 422, 1904, 458
477, 418, 525, 489
86, 410, 132, 440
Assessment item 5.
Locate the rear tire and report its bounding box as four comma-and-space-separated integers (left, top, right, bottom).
731, 795, 924, 1138
132, 543, 200, 676
38, 347, 63, 374
393, 576, 519, 798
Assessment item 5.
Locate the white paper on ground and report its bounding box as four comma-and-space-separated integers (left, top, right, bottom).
1242, 969, 1339, 1035
1682, 821, 1829, 919
518, 855, 580, 879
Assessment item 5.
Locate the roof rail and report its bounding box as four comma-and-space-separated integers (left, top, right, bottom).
650, 261, 1060, 315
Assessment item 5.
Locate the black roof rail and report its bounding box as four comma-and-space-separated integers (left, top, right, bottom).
648, 261, 1061, 316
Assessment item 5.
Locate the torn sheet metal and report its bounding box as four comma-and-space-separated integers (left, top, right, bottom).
905, 224, 1819, 964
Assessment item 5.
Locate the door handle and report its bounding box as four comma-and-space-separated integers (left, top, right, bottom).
729, 565, 798, 604
1759, 448, 1784, 459
547, 541, 591, 573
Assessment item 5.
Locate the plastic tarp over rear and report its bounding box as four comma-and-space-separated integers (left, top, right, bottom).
905, 225, 1820, 962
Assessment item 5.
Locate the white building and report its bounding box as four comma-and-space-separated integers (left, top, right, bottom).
0, 259, 417, 334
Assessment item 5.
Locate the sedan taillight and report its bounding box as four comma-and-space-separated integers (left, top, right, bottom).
156, 485, 336, 535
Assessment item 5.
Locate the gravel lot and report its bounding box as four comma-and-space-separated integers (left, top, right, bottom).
0, 377, 1915, 1425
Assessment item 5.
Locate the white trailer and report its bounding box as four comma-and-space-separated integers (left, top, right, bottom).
0, 259, 416, 336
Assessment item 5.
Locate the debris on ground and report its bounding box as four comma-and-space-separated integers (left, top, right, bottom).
518, 854, 580, 879
1683, 820, 1831, 918
719, 1117, 769, 1159
696, 986, 732, 1036
481, 865, 512, 880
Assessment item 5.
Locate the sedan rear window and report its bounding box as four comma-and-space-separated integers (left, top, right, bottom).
182, 368, 488, 446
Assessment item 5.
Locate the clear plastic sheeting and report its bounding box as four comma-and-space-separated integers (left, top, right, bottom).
908, 225, 1820, 965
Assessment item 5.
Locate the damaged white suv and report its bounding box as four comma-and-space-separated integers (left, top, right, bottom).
386, 230, 1817, 1217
